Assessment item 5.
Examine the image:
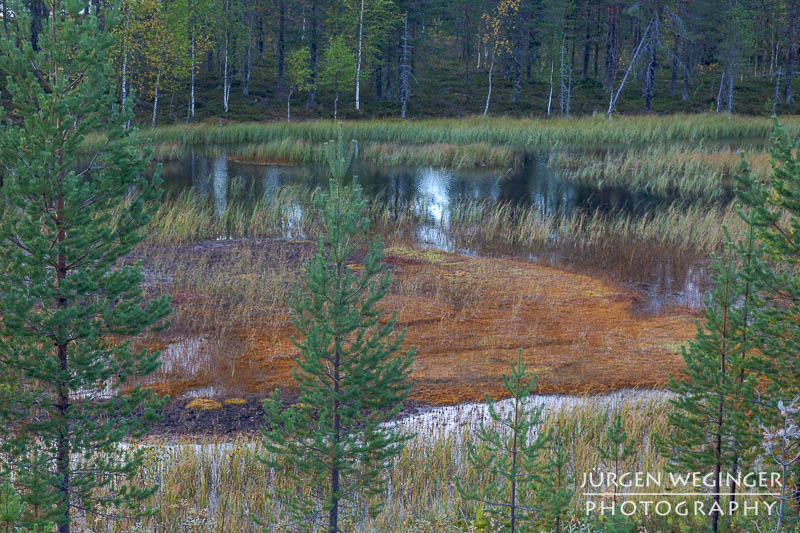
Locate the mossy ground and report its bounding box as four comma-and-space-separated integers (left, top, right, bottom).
133, 239, 694, 405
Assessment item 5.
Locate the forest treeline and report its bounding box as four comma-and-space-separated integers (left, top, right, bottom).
10, 0, 800, 122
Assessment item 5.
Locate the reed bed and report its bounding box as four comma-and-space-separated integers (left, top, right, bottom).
147, 186, 740, 256
549, 144, 772, 201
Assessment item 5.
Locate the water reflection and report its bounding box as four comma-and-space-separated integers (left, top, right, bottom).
158, 151, 710, 312
211, 157, 228, 217
160, 152, 602, 217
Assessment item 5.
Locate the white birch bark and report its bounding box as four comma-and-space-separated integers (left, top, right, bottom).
222, 0, 230, 113
152, 69, 160, 128
483, 47, 495, 117
547, 62, 553, 116
190, 22, 195, 118
355, 0, 364, 111
122, 47, 127, 109
607, 20, 653, 119
122, 44, 129, 129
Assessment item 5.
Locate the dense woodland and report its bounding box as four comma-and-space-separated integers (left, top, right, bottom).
13, 0, 800, 123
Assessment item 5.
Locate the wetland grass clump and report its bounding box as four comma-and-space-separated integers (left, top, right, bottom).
549, 144, 771, 201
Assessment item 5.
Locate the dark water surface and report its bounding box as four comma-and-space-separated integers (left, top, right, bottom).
160, 152, 662, 217
158, 151, 710, 313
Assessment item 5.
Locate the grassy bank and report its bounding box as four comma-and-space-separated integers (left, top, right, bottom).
151, 138, 520, 169
87, 115, 800, 163
81, 394, 758, 532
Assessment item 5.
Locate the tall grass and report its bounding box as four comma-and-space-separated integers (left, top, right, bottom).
83, 115, 798, 161
77, 392, 757, 532
148, 139, 517, 168
147, 186, 740, 256
69, 394, 669, 532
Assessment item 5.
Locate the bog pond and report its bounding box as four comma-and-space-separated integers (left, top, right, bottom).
158, 148, 716, 314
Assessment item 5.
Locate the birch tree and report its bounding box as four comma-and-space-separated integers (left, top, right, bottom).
338, 0, 399, 112
285, 46, 311, 122
320, 36, 356, 119
481, 0, 519, 117
185, 0, 213, 120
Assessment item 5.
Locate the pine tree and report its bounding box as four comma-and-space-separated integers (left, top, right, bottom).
0, 0, 171, 530
535, 430, 573, 533
735, 122, 800, 532
737, 122, 800, 411
596, 411, 635, 507
260, 127, 414, 533
457, 349, 549, 533
591, 411, 637, 533
659, 239, 758, 533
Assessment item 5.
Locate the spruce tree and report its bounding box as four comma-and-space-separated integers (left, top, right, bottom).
0, 0, 171, 531
457, 349, 550, 533
261, 127, 414, 533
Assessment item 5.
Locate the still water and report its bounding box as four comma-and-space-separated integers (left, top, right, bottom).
160, 152, 660, 219
158, 151, 708, 313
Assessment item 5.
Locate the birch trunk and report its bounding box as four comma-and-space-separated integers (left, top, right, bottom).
716, 72, 726, 113
547, 62, 553, 116
774, 67, 783, 117
152, 69, 160, 128
287, 88, 292, 122
355, 0, 364, 111
121, 46, 127, 109
122, 44, 129, 129
607, 20, 652, 119
222, 0, 230, 113
483, 46, 495, 117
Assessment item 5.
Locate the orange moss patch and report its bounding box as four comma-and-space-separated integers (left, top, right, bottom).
185, 398, 223, 410
225, 253, 695, 405
223, 398, 248, 406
